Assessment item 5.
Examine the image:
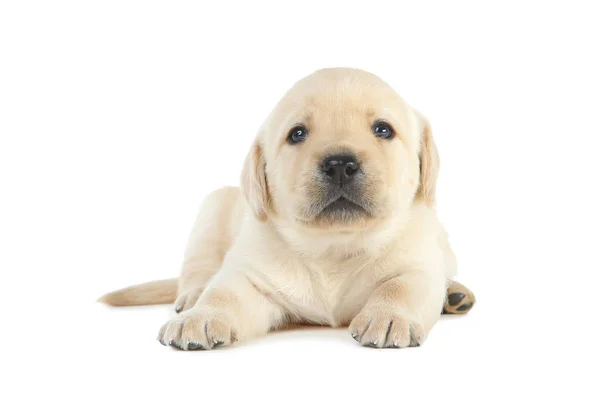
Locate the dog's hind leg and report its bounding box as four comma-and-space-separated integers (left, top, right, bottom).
443, 280, 476, 314
437, 227, 475, 315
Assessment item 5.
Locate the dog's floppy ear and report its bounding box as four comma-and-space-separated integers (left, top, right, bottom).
415, 113, 440, 206
240, 139, 269, 220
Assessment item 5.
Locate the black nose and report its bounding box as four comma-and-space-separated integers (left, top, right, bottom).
322, 154, 360, 186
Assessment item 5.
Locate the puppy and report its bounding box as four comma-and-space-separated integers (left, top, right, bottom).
99, 68, 475, 350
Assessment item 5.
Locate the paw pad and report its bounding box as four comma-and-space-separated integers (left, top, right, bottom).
443, 283, 476, 315
447, 292, 465, 306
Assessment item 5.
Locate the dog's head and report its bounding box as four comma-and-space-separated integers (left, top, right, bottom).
241, 68, 439, 234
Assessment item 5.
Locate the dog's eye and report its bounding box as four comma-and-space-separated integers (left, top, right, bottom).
373, 122, 395, 139
287, 126, 309, 144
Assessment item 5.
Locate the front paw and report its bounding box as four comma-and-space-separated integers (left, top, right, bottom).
349, 306, 423, 349
157, 308, 237, 351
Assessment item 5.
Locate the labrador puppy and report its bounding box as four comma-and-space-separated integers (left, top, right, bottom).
99, 67, 475, 350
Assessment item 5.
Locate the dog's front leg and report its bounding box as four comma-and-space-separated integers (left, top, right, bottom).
349, 269, 445, 348
158, 270, 285, 351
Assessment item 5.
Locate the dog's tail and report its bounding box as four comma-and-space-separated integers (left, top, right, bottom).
97, 278, 178, 306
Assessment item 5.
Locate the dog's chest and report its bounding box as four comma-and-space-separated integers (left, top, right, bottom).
275, 258, 380, 327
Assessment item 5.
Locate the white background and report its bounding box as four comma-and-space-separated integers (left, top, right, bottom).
1, 1, 599, 399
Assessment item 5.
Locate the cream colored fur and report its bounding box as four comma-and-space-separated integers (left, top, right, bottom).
100, 68, 473, 350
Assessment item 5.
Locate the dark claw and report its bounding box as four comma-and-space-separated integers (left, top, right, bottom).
169, 341, 185, 350
187, 342, 204, 350
447, 292, 465, 306
175, 306, 182, 313
212, 341, 224, 349
456, 302, 473, 312
365, 341, 379, 348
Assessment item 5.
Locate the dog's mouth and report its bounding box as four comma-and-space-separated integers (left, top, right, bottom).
313, 194, 372, 223
296, 183, 381, 225
321, 196, 365, 214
